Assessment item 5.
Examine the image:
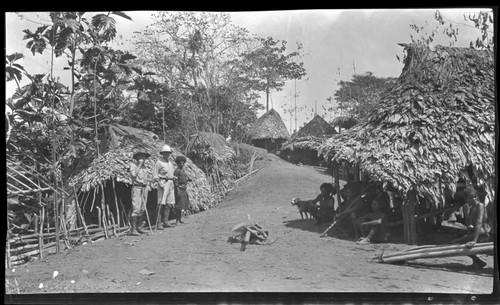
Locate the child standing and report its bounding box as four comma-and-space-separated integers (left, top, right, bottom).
174, 155, 192, 225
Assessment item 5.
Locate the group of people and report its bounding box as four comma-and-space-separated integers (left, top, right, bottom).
128, 144, 192, 236
304, 182, 390, 245
306, 181, 492, 269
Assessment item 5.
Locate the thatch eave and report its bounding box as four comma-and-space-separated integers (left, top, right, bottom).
319, 44, 495, 206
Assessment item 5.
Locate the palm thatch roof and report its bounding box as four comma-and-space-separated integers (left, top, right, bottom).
250, 108, 290, 141
318, 44, 495, 207
291, 114, 337, 141
68, 124, 213, 211
331, 115, 358, 129
186, 132, 236, 165
186, 131, 242, 195
282, 115, 337, 152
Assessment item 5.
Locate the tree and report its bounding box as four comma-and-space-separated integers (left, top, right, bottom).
132, 11, 265, 140
238, 37, 307, 111
334, 72, 397, 120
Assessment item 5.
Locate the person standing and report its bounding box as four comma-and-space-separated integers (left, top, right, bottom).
153, 144, 177, 229
174, 155, 192, 225
129, 151, 151, 236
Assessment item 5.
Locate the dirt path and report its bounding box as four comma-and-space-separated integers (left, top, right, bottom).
4, 153, 495, 297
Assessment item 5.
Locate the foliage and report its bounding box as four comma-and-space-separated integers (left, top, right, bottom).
237, 37, 307, 111
400, 9, 494, 63
5, 11, 140, 232
132, 12, 259, 138
333, 72, 397, 120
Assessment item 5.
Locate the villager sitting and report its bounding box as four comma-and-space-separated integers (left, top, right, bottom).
336, 185, 374, 240
128, 151, 151, 236
307, 183, 336, 224
449, 187, 491, 269
355, 199, 389, 245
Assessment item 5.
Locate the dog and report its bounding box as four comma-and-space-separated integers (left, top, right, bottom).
291, 198, 318, 220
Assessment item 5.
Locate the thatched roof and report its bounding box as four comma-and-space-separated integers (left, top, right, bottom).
331, 115, 358, 129
281, 115, 336, 152
186, 131, 241, 189
68, 124, 213, 211
186, 132, 236, 164
291, 115, 337, 141
319, 44, 495, 207
251, 108, 290, 141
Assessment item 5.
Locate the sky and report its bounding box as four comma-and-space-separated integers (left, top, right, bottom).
5, 9, 493, 133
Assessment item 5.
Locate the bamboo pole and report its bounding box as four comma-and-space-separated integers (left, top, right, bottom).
90, 188, 97, 213
6, 210, 12, 269
111, 179, 121, 228
39, 204, 44, 259
8, 187, 53, 196
379, 243, 494, 264
73, 186, 90, 240
380, 242, 494, 259
80, 188, 92, 213
107, 204, 117, 237
118, 197, 130, 227
143, 188, 153, 234
45, 201, 50, 233
100, 184, 109, 240
97, 206, 102, 228
54, 192, 60, 254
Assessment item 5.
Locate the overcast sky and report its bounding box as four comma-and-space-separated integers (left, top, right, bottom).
5, 9, 492, 132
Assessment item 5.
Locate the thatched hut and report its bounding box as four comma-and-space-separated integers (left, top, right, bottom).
330, 115, 358, 133
186, 132, 244, 200
280, 115, 337, 165
319, 44, 495, 244
69, 124, 213, 227
250, 108, 290, 152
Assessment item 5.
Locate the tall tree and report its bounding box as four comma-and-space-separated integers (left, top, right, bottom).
238, 37, 307, 111
133, 11, 264, 139
334, 72, 396, 120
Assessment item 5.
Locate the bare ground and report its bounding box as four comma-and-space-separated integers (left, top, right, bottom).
4, 153, 497, 302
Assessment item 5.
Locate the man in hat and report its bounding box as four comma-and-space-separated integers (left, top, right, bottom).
129, 151, 151, 236
153, 144, 177, 229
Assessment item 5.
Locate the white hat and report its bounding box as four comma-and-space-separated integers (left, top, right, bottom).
160, 144, 172, 153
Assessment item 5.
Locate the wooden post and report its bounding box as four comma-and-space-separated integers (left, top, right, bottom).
100, 184, 109, 239
97, 206, 102, 228
54, 192, 60, 253
73, 186, 90, 239
39, 205, 44, 258
334, 161, 341, 210
111, 179, 121, 228
402, 196, 418, 245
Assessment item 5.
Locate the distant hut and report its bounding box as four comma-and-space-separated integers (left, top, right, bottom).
250, 108, 290, 152
331, 115, 358, 133
69, 124, 213, 227
319, 44, 495, 244
280, 114, 337, 165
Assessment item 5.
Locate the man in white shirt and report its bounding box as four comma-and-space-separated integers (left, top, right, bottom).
153, 144, 177, 229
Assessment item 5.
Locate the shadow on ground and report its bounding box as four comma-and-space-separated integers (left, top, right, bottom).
282, 218, 326, 234
404, 261, 494, 277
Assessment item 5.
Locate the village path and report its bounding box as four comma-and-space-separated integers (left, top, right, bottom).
4, 153, 496, 301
